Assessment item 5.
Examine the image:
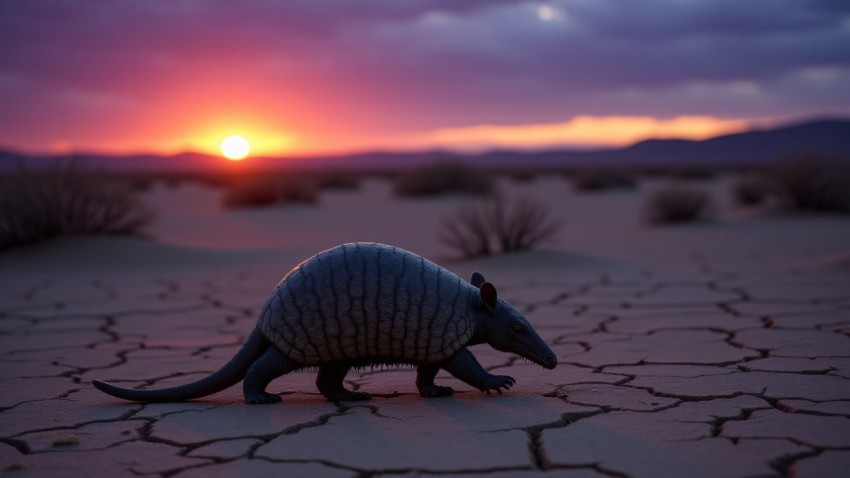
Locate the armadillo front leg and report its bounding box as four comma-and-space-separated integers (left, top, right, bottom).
441, 348, 516, 394
416, 364, 454, 397
243, 347, 298, 404
316, 362, 372, 401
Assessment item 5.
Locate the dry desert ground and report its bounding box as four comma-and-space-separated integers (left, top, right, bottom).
1, 174, 849, 477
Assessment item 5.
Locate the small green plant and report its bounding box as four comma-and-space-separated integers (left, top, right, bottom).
440, 195, 561, 258
0, 162, 154, 250
644, 184, 712, 225
394, 160, 494, 197
52, 437, 79, 447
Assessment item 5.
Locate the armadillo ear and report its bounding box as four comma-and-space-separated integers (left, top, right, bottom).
470, 272, 486, 288
480, 282, 497, 316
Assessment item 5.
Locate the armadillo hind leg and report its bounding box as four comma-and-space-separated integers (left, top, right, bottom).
316, 362, 371, 402
441, 348, 517, 395
243, 347, 298, 404
415, 364, 454, 397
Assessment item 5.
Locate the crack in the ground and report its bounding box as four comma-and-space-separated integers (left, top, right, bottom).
4, 275, 850, 476
140, 404, 370, 477
3, 405, 144, 445
710, 405, 770, 441
525, 411, 608, 471
770, 448, 822, 477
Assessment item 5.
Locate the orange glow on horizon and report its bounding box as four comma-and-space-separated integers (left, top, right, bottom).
20, 111, 766, 157
162, 110, 297, 158
415, 116, 756, 151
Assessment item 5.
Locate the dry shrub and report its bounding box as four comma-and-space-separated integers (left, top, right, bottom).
571, 168, 636, 192
223, 180, 280, 208
315, 173, 361, 191
440, 207, 492, 258
644, 184, 712, 225
0, 163, 154, 250
731, 174, 778, 206
165, 177, 182, 189
278, 178, 319, 204
199, 174, 230, 189
394, 160, 494, 197
129, 179, 153, 192
768, 156, 850, 213
223, 176, 318, 208
440, 195, 561, 258
668, 165, 716, 181
507, 170, 536, 183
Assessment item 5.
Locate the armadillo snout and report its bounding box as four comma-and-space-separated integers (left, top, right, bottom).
543, 353, 557, 369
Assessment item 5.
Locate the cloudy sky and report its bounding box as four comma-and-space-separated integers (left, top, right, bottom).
1, 0, 849, 156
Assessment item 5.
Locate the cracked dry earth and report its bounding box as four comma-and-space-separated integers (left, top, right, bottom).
1, 262, 849, 477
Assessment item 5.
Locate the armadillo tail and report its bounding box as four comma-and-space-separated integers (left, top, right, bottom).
92, 328, 269, 403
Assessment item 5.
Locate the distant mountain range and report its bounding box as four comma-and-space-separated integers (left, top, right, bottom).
2, 118, 849, 173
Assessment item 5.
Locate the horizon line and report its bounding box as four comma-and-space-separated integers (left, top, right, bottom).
1, 115, 846, 160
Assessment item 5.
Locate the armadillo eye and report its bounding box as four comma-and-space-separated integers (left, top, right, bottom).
511, 325, 526, 334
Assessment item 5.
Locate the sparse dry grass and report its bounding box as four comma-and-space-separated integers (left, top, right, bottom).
394, 160, 494, 197
440, 195, 560, 258
644, 184, 712, 225
0, 163, 154, 250
222, 176, 319, 208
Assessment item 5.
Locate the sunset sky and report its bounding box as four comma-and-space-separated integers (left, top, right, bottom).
1, 0, 849, 156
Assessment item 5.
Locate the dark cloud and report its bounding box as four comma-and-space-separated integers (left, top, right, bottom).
564, 0, 848, 39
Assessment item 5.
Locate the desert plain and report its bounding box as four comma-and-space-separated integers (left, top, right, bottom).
1, 174, 849, 477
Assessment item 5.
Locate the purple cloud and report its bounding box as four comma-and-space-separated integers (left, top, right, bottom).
1, 0, 848, 152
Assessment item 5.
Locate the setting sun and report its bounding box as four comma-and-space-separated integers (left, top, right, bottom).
221, 135, 250, 160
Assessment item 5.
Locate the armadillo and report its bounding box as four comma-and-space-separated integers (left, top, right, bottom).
93, 242, 557, 404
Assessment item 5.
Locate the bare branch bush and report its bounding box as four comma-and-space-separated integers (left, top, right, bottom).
571, 168, 636, 192
439, 205, 493, 258
644, 184, 713, 225
0, 162, 154, 250
395, 160, 494, 197
768, 155, 850, 213
315, 173, 361, 191
730, 174, 779, 207
222, 175, 319, 208
667, 165, 716, 181
440, 195, 561, 258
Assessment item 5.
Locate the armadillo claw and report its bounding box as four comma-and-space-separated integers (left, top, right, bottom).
419, 384, 454, 398
245, 392, 283, 404
482, 374, 516, 394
